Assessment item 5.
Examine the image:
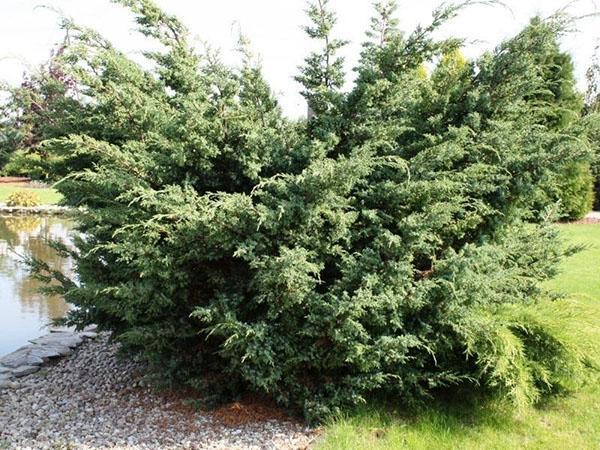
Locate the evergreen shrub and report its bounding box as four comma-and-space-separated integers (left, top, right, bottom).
6, 190, 41, 207
22, 0, 597, 421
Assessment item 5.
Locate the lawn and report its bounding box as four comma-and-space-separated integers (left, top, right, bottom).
317, 224, 600, 450
0, 184, 63, 205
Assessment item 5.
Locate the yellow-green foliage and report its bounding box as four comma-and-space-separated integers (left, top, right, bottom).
556, 162, 595, 220
0, 185, 62, 205
5, 190, 41, 207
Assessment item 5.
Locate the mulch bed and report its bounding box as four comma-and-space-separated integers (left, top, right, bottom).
0, 176, 31, 184
139, 384, 303, 428
210, 396, 301, 428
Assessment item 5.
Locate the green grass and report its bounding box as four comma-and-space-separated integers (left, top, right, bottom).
0, 184, 63, 205
317, 224, 600, 450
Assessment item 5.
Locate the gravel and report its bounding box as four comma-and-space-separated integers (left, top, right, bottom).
0, 334, 316, 450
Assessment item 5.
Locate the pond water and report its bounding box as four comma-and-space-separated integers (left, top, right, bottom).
0, 215, 74, 356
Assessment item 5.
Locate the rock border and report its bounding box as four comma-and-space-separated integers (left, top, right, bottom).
0, 205, 73, 215
0, 326, 97, 390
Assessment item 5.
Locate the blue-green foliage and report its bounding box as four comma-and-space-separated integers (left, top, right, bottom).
20, 0, 596, 422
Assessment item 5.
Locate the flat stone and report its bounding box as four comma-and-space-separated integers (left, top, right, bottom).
84, 325, 98, 333
49, 326, 75, 333
0, 365, 11, 374
12, 365, 40, 378
0, 372, 12, 382
0, 348, 45, 368
80, 332, 98, 339
30, 333, 83, 348
39, 344, 73, 356
13, 345, 62, 362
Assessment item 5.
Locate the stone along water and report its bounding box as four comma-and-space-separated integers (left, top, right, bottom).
0, 215, 74, 356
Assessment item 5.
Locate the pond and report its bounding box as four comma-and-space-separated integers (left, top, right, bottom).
0, 215, 74, 356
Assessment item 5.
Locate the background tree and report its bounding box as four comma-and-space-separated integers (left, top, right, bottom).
585, 43, 600, 210
523, 17, 594, 220
295, 0, 347, 143
0, 43, 84, 179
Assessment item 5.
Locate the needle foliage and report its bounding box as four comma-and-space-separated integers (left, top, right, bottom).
12, 0, 598, 422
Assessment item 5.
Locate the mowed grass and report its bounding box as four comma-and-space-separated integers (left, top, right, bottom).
0, 184, 63, 205
317, 224, 600, 450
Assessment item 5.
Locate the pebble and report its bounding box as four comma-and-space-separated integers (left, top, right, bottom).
0, 334, 315, 449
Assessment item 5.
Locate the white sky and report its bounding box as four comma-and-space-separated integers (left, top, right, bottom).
1, 0, 599, 117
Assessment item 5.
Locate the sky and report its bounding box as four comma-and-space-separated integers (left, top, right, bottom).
0, 0, 599, 117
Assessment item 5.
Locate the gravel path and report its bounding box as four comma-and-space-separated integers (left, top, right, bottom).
586, 211, 600, 220
0, 335, 315, 450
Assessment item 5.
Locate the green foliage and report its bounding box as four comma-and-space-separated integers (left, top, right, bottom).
593, 155, 600, 211
6, 190, 41, 207
295, 0, 348, 140
19, 0, 596, 423
518, 17, 593, 219
585, 47, 600, 210
554, 162, 595, 220
2, 150, 48, 179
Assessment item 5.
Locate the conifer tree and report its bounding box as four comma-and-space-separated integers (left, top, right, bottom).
16, 0, 596, 422
295, 0, 347, 142
520, 17, 593, 219
585, 45, 600, 209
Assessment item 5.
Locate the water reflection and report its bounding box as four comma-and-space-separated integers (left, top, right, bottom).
0, 215, 73, 356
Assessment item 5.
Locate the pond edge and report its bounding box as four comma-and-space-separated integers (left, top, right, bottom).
0, 205, 74, 215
